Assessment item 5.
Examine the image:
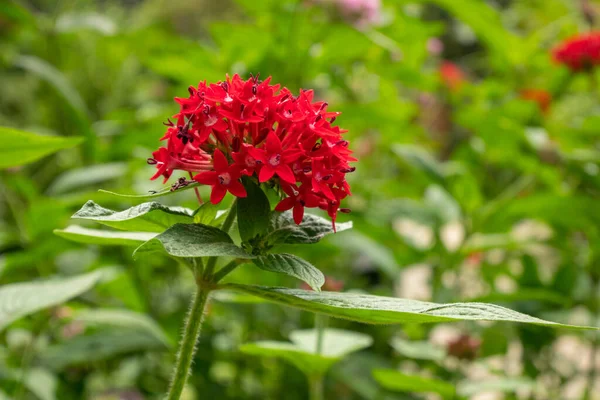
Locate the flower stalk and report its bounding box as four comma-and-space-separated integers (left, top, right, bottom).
166, 285, 211, 400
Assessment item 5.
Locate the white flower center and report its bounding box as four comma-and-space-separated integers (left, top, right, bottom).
218, 173, 231, 186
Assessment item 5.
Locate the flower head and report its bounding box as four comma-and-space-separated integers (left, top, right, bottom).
552, 32, 600, 72
148, 74, 355, 226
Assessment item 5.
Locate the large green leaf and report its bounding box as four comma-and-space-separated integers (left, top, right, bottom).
373, 369, 455, 398
0, 271, 105, 331
72, 201, 194, 232
133, 223, 253, 259
221, 284, 597, 329
40, 328, 167, 370
237, 178, 270, 241
267, 211, 353, 245
0, 127, 83, 170
240, 328, 372, 376
54, 225, 156, 246
253, 254, 325, 291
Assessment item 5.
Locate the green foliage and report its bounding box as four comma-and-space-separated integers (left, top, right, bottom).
54, 225, 156, 246
220, 284, 596, 329
72, 201, 194, 232
3, 0, 600, 398
241, 328, 372, 376
236, 178, 271, 242
267, 211, 353, 245
132, 223, 252, 259
0, 271, 106, 331
0, 127, 83, 170
252, 253, 325, 291
373, 369, 455, 398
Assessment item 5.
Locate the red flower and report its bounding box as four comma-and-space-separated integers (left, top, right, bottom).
552, 32, 600, 71
275, 183, 322, 224
148, 74, 355, 225
193, 149, 247, 204
520, 89, 552, 114
439, 61, 466, 91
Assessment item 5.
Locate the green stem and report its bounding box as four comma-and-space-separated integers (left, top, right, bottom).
221, 198, 238, 234
315, 314, 327, 355
166, 286, 211, 400
309, 375, 325, 400
213, 259, 245, 283
202, 199, 238, 280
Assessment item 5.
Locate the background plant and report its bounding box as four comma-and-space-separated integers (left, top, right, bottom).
1, 0, 600, 399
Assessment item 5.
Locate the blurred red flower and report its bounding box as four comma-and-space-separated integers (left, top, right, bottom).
520, 89, 552, 114
552, 32, 600, 71
439, 61, 466, 91
148, 74, 355, 226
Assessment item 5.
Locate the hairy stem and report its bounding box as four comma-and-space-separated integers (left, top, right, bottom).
166, 286, 211, 400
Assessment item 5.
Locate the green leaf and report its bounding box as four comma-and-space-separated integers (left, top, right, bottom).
393, 144, 460, 181
237, 178, 270, 241
14, 56, 88, 115
290, 329, 373, 358
193, 202, 219, 225
373, 369, 455, 398
267, 211, 353, 245
133, 223, 253, 259
240, 328, 372, 376
54, 226, 156, 246
72, 201, 194, 232
390, 338, 446, 361
0, 271, 105, 331
253, 254, 325, 291
221, 284, 597, 329
0, 127, 83, 170
40, 328, 167, 370
46, 163, 127, 195
72, 309, 171, 347
457, 377, 534, 396
99, 182, 202, 200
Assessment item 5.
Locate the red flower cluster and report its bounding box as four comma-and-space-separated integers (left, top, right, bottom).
552, 32, 600, 71
148, 74, 355, 226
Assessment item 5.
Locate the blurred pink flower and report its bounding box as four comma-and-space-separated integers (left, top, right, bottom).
311, 0, 382, 29
338, 0, 382, 28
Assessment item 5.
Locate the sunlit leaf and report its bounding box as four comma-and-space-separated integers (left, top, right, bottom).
390, 337, 446, 361
457, 377, 534, 396
0, 127, 83, 170
0, 271, 106, 331
54, 225, 156, 246
240, 328, 372, 376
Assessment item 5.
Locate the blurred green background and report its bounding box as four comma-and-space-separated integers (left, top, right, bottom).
1, 0, 600, 399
